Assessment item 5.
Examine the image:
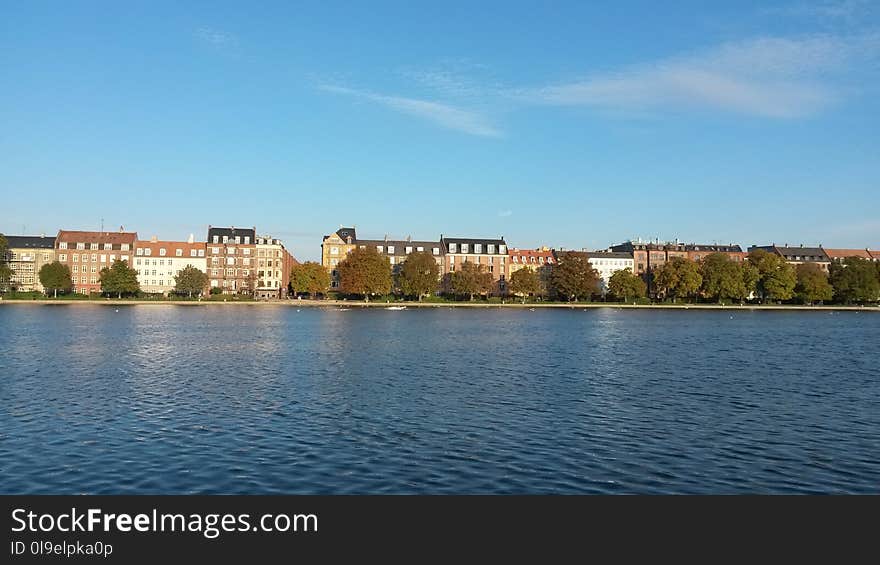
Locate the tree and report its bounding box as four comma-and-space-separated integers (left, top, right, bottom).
337, 246, 392, 300
0, 234, 12, 292
700, 253, 751, 302
289, 261, 331, 299
550, 253, 600, 301
508, 268, 541, 303
38, 261, 72, 297
830, 257, 880, 303
795, 263, 833, 304
607, 268, 647, 302
397, 251, 440, 300
748, 249, 795, 302
99, 260, 140, 298
174, 265, 208, 297
652, 257, 702, 302
449, 261, 494, 300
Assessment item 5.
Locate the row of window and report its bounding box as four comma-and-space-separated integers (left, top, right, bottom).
136, 247, 206, 258
212, 235, 251, 245
59, 242, 131, 251
72, 276, 99, 284
209, 247, 251, 255
447, 243, 507, 255
59, 254, 130, 264
512, 255, 553, 264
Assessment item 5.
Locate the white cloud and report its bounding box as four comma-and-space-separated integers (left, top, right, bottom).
195, 27, 236, 47
498, 210, 513, 217
320, 85, 502, 137
526, 35, 878, 118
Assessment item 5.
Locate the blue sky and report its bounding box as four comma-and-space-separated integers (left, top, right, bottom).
2, 1, 879, 261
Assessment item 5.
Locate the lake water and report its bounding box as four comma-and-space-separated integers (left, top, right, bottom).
1, 305, 878, 494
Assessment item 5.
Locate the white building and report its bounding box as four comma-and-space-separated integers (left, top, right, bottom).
585, 251, 635, 294
133, 235, 208, 295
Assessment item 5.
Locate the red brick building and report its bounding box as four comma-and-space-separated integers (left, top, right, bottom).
55, 228, 138, 294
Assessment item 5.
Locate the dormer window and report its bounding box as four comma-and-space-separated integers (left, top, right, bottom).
499, 245, 507, 254
461, 244, 469, 254
488, 244, 495, 254
448, 243, 457, 253
474, 244, 482, 254
159, 248, 167, 256
387, 246, 395, 254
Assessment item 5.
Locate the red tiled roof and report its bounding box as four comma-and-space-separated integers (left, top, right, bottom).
823, 248, 872, 259
57, 229, 137, 245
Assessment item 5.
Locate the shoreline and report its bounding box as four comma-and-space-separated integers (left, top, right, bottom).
1, 298, 878, 311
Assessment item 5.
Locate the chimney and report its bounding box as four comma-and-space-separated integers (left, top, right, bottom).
119, 225, 124, 233
40, 233, 45, 238
150, 235, 158, 243
188, 233, 194, 244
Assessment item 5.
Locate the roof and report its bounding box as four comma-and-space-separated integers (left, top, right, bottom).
750, 245, 830, 262
135, 240, 206, 254
441, 236, 507, 254
684, 244, 742, 252
582, 251, 634, 260
611, 241, 742, 252
56, 229, 138, 245
358, 239, 440, 256
823, 248, 872, 259
207, 226, 256, 240
870, 251, 880, 260
509, 248, 556, 264
4, 235, 56, 249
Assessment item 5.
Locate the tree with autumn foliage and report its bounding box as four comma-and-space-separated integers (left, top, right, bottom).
337, 246, 392, 300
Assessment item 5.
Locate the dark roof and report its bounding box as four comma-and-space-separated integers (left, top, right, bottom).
4, 235, 56, 249
684, 244, 742, 252
611, 241, 742, 253
582, 251, 633, 259
441, 237, 507, 254
207, 226, 256, 241
749, 245, 830, 261
358, 239, 441, 256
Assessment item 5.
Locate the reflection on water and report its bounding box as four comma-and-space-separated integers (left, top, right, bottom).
1, 305, 878, 494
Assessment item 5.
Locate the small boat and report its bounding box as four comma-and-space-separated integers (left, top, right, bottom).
385, 306, 407, 310
336, 308, 350, 311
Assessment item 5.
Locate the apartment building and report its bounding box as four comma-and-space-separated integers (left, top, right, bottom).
207, 226, 257, 295
55, 228, 137, 294
441, 236, 508, 294
583, 251, 635, 295
133, 235, 207, 295
255, 235, 296, 299
3, 235, 56, 292
748, 244, 831, 272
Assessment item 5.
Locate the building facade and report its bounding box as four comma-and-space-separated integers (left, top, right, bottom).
822, 248, 874, 264
507, 247, 556, 279
3, 235, 56, 292
441, 236, 508, 294
583, 251, 635, 295
321, 226, 358, 289
133, 235, 207, 295
748, 245, 831, 272
255, 235, 296, 299
55, 228, 137, 294
207, 226, 257, 295
611, 240, 745, 275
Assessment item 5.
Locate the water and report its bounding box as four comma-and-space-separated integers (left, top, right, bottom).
1, 305, 878, 494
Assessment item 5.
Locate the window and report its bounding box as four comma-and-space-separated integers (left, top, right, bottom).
488, 244, 495, 254
388, 246, 395, 254
121, 255, 129, 263
73, 265, 79, 273
198, 249, 205, 257
227, 257, 235, 266
243, 249, 250, 255
59, 242, 68, 250
405, 246, 413, 254
77, 243, 85, 250
448, 243, 457, 253
121, 244, 130, 251
212, 269, 219, 276
228, 247, 236, 255
91, 266, 97, 273
222, 236, 229, 243
235, 236, 241, 244
243, 258, 250, 266
461, 244, 469, 254
389, 257, 395, 264
160, 248, 167, 256
73, 255, 78, 263
499, 245, 507, 254
159, 259, 164, 266
91, 254, 97, 262
144, 248, 152, 256
244, 237, 250, 244
59, 253, 66, 262
330, 258, 338, 266
90, 243, 98, 250
475, 244, 482, 254
433, 247, 439, 255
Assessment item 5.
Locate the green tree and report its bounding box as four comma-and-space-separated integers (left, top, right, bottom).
652, 257, 702, 302
700, 253, 750, 302
397, 251, 440, 300
830, 257, 880, 303
337, 246, 392, 300
0, 234, 12, 292
38, 261, 72, 297
174, 265, 209, 297
550, 253, 600, 302
747, 249, 795, 302
607, 268, 647, 302
449, 261, 494, 300
508, 268, 541, 303
290, 261, 331, 298
99, 260, 140, 298
794, 263, 833, 304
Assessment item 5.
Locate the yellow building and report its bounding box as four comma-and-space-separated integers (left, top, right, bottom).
321, 226, 358, 289
4, 235, 56, 292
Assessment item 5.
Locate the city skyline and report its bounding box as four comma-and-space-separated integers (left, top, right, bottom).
3, 1, 880, 261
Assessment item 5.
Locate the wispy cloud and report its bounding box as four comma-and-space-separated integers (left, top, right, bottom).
498, 210, 513, 218
320, 85, 502, 137
195, 27, 237, 47
524, 35, 878, 118
770, 0, 876, 21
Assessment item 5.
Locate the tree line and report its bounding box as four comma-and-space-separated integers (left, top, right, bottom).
289, 247, 880, 304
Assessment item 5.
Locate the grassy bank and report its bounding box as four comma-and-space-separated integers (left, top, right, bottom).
1, 297, 878, 311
